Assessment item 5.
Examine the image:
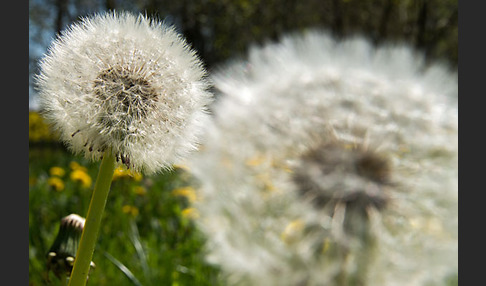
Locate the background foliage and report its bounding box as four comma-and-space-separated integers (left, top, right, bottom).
29, 113, 223, 285
29, 0, 458, 108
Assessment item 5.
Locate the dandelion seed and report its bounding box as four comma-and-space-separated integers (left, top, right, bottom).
189, 31, 457, 286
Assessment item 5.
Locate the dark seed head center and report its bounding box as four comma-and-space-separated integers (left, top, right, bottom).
293, 143, 391, 212
93, 67, 159, 119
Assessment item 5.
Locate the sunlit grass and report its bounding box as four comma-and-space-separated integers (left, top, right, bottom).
29, 113, 223, 286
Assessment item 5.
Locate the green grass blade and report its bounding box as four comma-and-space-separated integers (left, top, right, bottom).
129, 220, 151, 281
103, 251, 144, 286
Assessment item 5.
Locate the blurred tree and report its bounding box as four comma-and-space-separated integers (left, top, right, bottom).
29, 0, 458, 109
55, 0, 69, 34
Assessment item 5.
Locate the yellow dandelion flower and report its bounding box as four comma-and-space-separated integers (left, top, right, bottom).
29, 176, 37, 186
171, 186, 197, 203
181, 208, 199, 220
321, 238, 331, 254
133, 186, 147, 196
122, 205, 139, 216
29, 111, 53, 142
121, 205, 131, 213
70, 169, 92, 188
112, 166, 128, 180
128, 170, 143, 182
281, 219, 305, 244
112, 166, 143, 181
69, 161, 88, 172
255, 172, 276, 193
48, 177, 65, 192
29, 111, 40, 122
245, 155, 267, 167
173, 163, 190, 171
69, 161, 80, 170
49, 166, 66, 177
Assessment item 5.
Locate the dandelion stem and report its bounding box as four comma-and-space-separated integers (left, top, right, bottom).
68, 150, 116, 286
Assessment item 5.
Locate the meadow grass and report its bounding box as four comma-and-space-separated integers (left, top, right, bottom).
29, 115, 223, 286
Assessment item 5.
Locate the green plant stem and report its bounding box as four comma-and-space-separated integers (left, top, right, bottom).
68, 150, 116, 286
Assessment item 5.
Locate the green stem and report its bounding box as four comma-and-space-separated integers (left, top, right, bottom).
68, 151, 116, 286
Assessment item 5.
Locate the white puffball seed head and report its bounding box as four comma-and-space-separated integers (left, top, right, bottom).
37, 12, 212, 174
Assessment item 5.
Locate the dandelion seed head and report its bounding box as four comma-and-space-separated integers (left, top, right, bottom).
37, 12, 212, 174
190, 31, 457, 285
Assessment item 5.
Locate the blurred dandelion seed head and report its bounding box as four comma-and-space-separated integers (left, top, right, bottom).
37, 11, 212, 174
293, 142, 390, 212
189, 31, 457, 286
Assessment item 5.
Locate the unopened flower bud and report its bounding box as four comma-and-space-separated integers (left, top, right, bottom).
46, 214, 95, 281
